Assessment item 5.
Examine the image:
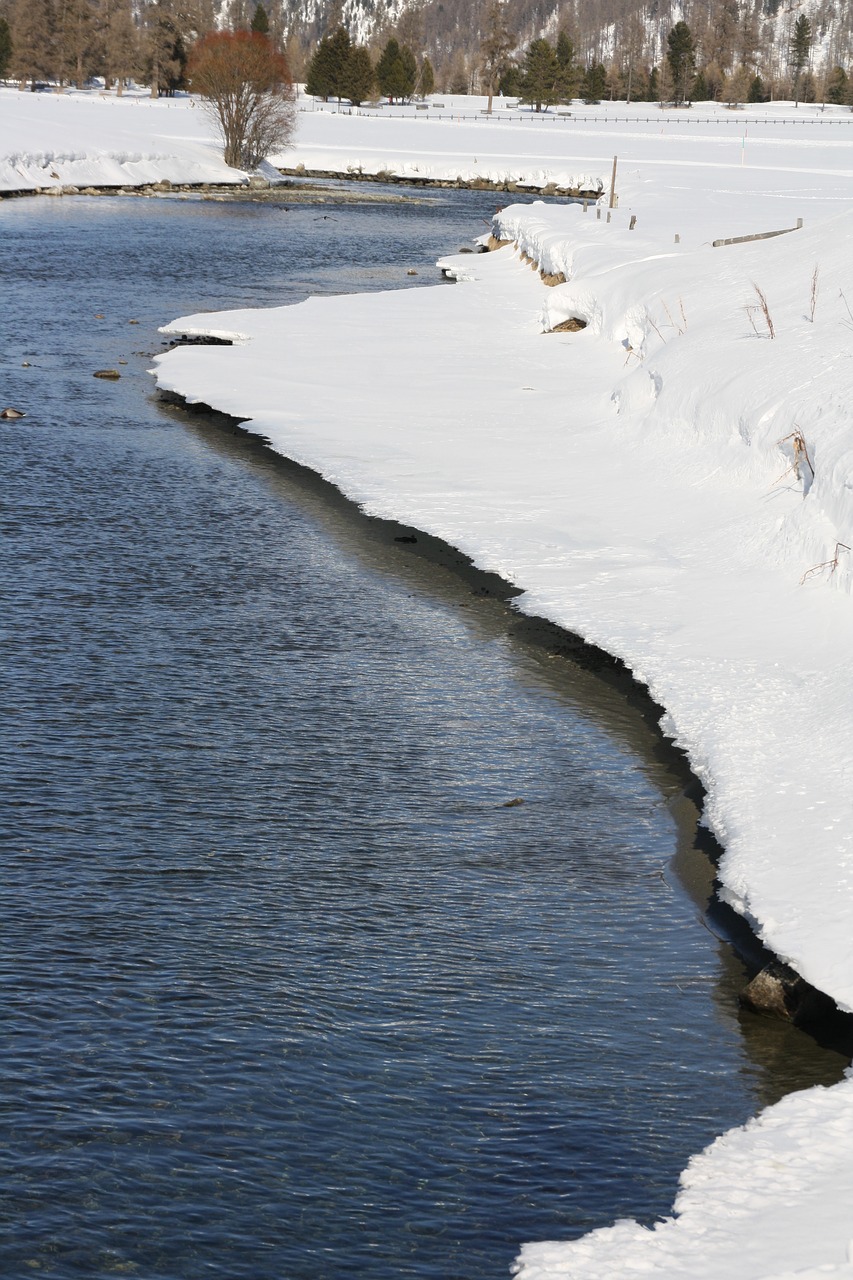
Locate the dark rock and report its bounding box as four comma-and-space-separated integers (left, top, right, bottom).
740, 960, 838, 1027
93, 369, 121, 380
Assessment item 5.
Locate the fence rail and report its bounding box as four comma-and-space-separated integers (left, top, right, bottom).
299, 104, 853, 127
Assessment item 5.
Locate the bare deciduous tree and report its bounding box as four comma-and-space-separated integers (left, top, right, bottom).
189, 30, 295, 169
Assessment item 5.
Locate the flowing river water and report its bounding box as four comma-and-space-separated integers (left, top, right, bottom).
0, 186, 846, 1279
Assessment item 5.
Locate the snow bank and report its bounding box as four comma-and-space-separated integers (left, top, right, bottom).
517, 1070, 853, 1279
0, 87, 244, 191
152, 105, 853, 1277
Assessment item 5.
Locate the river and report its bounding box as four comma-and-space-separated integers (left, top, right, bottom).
0, 184, 846, 1279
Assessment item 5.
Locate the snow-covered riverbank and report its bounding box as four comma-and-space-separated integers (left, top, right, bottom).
7, 85, 853, 1276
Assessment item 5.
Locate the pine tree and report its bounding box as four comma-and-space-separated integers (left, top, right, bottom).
666, 20, 695, 105
826, 65, 848, 105
581, 60, 605, 103
376, 36, 414, 101
693, 69, 709, 102
519, 37, 559, 112
790, 14, 812, 106
555, 29, 578, 100
399, 43, 416, 97
305, 25, 350, 102
250, 4, 269, 36
0, 17, 13, 79
340, 43, 373, 105
747, 73, 765, 103
305, 34, 335, 100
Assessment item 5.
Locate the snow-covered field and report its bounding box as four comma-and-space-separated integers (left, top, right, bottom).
6, 85, 853, 1276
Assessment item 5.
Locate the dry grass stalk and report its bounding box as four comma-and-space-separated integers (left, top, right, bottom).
809, 265, 820, 322
774, 428, 814, 487
800, 542, 850, 585
839, 290, 853, 327
746, 282, 775, 338
661, 299, 688, 335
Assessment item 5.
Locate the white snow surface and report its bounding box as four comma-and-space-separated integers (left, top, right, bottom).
0, 86, 247, 190
10, 86, 853, 1278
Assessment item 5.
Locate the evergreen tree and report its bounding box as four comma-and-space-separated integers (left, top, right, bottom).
826, 65, 848, 105
581, 60, 605, 103
0, 17, 13, 79
519, 37, 559, 112
340, 43, 373, 105
790, 14, 812, 105
305, 25, 350, 101
747, 73, 765, 103
666, 20, 695, 104
479, 1, 513, 113
498, 61, 521, 96
250, 3, 269, 36
399, 42, 416, 96
305, 35, 335, 99
555, 29, 578, 100
376, 36, 415, 101
326, 24, 351, 99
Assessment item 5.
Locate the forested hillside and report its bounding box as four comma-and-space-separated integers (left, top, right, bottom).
0, 0, 850, 105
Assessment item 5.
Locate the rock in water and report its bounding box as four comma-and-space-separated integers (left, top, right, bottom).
93, 369, 121, 380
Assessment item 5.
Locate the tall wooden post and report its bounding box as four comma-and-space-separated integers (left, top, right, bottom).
609, 155, 618, 209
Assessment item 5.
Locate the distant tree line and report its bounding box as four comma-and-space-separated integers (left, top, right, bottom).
1, 0, 852, 111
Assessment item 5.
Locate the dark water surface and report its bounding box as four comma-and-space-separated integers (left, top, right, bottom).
0, 189, 846, 1280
